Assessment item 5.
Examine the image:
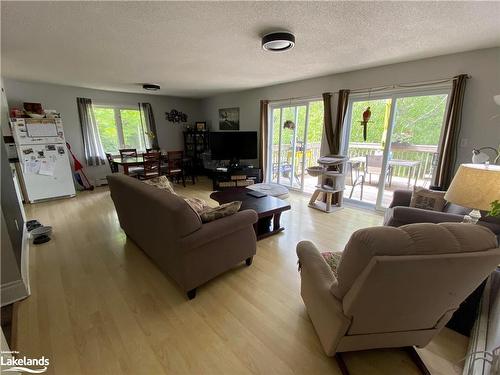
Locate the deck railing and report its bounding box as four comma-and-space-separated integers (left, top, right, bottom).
271, 142, 322, 176
347, 142, 437, 180
271, 142, 437, 180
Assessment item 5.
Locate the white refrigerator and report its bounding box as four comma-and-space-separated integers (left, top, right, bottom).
11, 118, 76, 203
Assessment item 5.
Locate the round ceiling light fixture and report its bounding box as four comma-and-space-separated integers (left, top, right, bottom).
142, 83, 160, 91
262, 31, 295, 52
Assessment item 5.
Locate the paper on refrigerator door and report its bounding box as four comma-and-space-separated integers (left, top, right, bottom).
23, 159, 41, 174
39, 158, 56, 176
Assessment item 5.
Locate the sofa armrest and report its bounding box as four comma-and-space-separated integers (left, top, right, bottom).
389, 189, 413, 208
390, 206, 464, 225
179, 209, 258, 250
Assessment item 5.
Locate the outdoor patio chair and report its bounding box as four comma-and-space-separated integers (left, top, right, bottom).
366, 154, 392, 186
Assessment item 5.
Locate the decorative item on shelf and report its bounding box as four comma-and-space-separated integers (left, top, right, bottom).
283, 120, 295, 130
10, 107, 24, 118
195, 122, 207, 131
219, 107, 239, 130
24, 102, 44, 115
359, 106, 371, 141
44, 109, 60, 119
166, 109, 187, 123
444, 163, 500, 224
472, 145, 500, 165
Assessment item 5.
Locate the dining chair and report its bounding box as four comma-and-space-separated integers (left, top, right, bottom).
365, 154, 392, 186
119, 148, 137, 158
105, 153, 118, 173
165, 151, 186, 187
139, 152, 161, 180
348, 160, 365, 200
118, 149, 144, 176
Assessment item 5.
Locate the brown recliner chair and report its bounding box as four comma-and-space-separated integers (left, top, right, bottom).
296, 223, 500, 373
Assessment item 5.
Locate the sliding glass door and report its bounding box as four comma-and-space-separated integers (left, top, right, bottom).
342, 88, 450, 210
268, 100, 323, 192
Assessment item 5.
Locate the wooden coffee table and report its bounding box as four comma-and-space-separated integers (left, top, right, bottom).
210, 188, 291, 240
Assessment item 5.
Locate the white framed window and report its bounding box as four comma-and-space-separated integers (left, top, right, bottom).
93, 104, 148, 154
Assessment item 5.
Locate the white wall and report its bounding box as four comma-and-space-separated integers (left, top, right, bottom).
201, 47, 500, 169
3, 79, 203, 181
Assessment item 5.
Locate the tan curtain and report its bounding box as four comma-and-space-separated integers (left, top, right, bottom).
259, 100, 269, 181
323, 90, 350, 155
433, 74, 468, 190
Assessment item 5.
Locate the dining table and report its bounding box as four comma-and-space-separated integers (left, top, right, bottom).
111, 154, 196, 184
112, 156, 144, 175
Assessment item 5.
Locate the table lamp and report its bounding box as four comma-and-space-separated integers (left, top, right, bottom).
444, 164, 500, 223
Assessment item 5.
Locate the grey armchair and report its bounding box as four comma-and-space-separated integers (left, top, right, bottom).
384, 189, 500, 235
296, 223, 500, 374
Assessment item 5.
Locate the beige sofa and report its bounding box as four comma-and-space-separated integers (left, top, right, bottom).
107, 174, 258, 299
296, 223, 500, 367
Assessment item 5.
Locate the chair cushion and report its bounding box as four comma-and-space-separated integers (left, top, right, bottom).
331, 222, 498, 299
321, 251, 342, 278
409, 187, 446, 211
200, 201, 242, 223
142, 175, 176, 195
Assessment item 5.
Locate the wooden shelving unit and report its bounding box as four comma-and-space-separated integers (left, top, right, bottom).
183, 130, 210, 175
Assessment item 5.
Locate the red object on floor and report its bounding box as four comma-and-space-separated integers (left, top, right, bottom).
66, 142, 94, 190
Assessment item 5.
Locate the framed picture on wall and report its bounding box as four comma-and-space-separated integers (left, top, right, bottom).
219, 107, 239, 130
195, 122, 206, 131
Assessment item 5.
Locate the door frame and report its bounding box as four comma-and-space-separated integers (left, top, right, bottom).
341, 85, 452, 211
267, 97, 321, 191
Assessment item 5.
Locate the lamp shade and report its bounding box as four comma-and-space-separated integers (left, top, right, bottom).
444, 164, 500, 211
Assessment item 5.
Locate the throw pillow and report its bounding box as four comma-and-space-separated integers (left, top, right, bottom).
321, 251, 342, 278
200, 201, 242, 223
409, 186, 446, 212
183, 197, 212, 215
142, 176, 176, 195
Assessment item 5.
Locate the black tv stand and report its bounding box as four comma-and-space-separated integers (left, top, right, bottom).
211, 165, 262, 190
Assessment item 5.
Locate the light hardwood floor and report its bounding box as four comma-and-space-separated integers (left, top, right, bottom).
17, 177, 468, 375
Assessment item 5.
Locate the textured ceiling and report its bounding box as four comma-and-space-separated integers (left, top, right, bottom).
2, 1, 500, 98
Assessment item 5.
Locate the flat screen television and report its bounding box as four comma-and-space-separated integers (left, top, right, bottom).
210, 131, 257, 161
